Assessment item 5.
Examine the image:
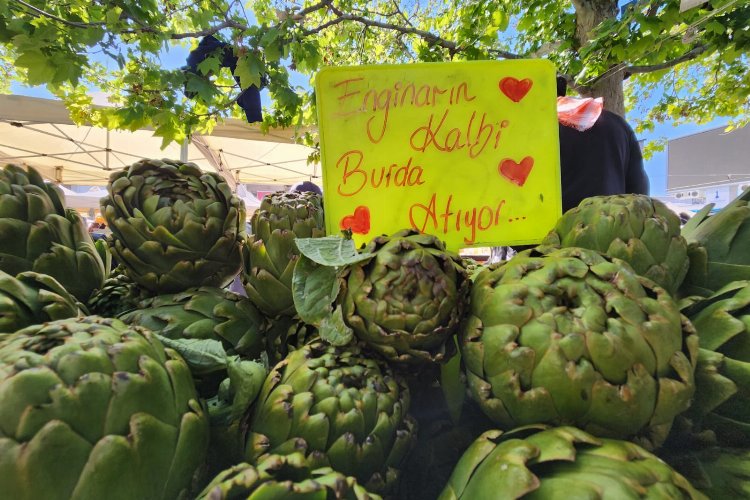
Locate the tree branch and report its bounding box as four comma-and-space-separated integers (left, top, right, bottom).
298, 0, 334, 18
15, 0, 524, 61
585, 44, 708, 87
13, 0, 104, 28
624, 44, 708, 74
488, 48, 523, 60
13, 0, 249, 39
326, 4, 457, 50
164, 20, 248, 39
303, 3, 523, 59
646, 0, 660, 17
303, 17, 347, 36
391, 0, 416, 29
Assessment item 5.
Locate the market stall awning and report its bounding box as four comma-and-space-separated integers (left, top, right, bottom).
236, 185, 262, 211
58, 186, 107, 210
0, 94, 320, 186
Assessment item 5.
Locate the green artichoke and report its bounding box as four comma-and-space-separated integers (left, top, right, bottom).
119, 287, 267, 359
101, 159, 245, 293
681, 187, 750, 295
245, 342, 416, 493
197, 453, 380, 500
243, 190, 325, 317
297, 230, 469, 364
87, 266, 150, 317
439, 426, 706, 499
664, 446, 750, 498
679, 280, 750, 445
460, 247, 698, 449
0, 164, 105, 301
542, 194, 689, 295
0, 270, 83, 333
0, 316, 209, 500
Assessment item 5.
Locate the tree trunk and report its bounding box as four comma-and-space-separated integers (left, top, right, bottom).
571, 0, 625, 116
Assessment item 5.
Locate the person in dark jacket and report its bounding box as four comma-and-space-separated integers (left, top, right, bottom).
289, 180, 322, 195
557, 76, 649, 212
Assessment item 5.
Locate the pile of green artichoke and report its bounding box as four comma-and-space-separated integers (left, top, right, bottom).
3, 158, 750, 499
0, 164, 105, 301
243, 190, 325, 317
101, 158, 246, 293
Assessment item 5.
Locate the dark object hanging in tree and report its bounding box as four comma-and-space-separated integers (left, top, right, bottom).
183, 35, 263, 123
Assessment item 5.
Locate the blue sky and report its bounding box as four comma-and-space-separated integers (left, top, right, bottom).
8, 2, 730, 196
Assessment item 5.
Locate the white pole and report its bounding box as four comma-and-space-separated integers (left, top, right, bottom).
105, 130, 111, 170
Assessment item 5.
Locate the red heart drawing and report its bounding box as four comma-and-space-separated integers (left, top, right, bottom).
499, 77, 533, 102
499, 157, 535, 186
339, 206, 371, 235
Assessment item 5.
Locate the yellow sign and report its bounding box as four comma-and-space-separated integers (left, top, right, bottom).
316, 60, 561, 251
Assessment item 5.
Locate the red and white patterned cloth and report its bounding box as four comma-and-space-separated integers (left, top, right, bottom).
557, 96, 604, 131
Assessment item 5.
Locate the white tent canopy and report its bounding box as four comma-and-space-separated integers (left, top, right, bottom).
57, 186, 107, 210
236, 185, 262, 211
0, 94, 320, 187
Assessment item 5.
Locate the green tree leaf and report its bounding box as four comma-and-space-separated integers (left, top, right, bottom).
0, 0, 746, 147
197, 55, 222, 76
235, 51, 264, 89
15, 50, 56, 85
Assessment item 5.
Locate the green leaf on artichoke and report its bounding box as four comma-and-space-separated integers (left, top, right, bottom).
292, 253, 340, 326
319, 305, 354, 346
296, 236, 373, 267
156, 336, 228, 375
225, 358, 267, 421
209, 356, 268, 425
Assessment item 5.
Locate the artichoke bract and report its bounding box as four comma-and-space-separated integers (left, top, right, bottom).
87, 265, 150, 318
0, 316, 209, 500
460, 247, 698, 449
119, 287, 267, 359
0, 270, 83, 333
0, 164, 105, 301
665, 446, 750, 498
542, 194, 689, 295
197, 454, 380, 500
243, 190, 325, 317
680, 280, 750, 445
245, 342, 416, 493
681, 187, 750, 295
439, 426, 705, 499
102, 159, 245, 293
